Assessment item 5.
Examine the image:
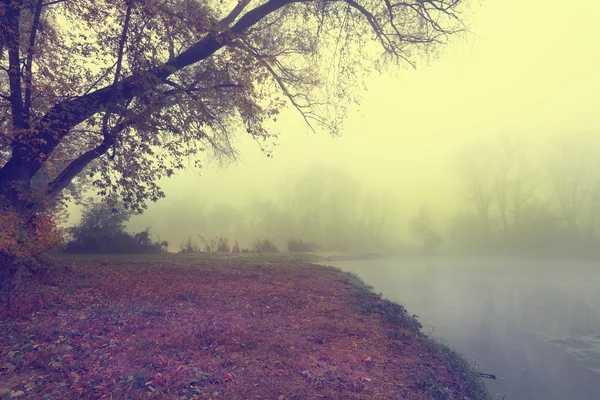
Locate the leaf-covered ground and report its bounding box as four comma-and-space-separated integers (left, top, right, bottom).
1, 257, 488, 399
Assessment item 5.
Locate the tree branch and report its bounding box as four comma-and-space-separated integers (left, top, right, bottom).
0, 0, 302, 185
4, 0, 27, 129
24, 0, 44, 118
47, 125, 125, 198
2, 0, 459, 197
162, 79, 240, 96
238, 40, 322, 133
219, 0, 251, 28
0, 1, 8, 61
344, 0, 415, 66
41, 0, 68, 6
101, 2, 132, 139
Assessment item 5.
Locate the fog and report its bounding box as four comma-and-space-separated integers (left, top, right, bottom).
58, 2, 600, 397
66, 0, 600, 256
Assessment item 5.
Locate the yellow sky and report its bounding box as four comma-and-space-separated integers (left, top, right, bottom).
127, 0, 600, 239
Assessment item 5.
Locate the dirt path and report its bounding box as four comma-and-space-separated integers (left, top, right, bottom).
1, 257, 488, 399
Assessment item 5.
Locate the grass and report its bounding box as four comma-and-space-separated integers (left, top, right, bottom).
422, 341, 490, 400
1, 254, 491, 399
344, 271, 491, 400
345, 271, 422, 333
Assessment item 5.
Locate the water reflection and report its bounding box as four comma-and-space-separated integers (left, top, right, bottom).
324, 257, 600, 400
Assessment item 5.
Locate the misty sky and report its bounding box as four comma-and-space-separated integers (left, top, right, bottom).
120, 0, 600, 243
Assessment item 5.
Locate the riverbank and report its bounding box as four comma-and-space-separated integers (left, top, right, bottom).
1, 255, 489, 399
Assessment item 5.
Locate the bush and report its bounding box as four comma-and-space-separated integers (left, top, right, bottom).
232, 241, 240, 253
252, 239, 279, 253
1, 194, 65, 313
216, 236, 230, 253
199, 235, 231, 253
159, 240, 169, 252
179, 237, 200, 253
287, 239, 320, 252
65, 201, 162, 254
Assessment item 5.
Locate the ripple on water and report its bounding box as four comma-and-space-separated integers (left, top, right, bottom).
545, 335, 600, 373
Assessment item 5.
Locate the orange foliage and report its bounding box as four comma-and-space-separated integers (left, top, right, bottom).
0, 196, 63, 266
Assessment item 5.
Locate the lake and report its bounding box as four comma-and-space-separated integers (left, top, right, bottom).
321, 257, 600, 400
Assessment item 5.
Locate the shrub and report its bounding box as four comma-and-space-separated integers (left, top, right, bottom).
232, 241, 240, 253
287, 238, 320, 252
199, 235, 230, 253
252, 239, 279, 253
1, 196, 64, 266
159, 240, 169, 252
216, 236, 230, 253
65, 201, 162, 254
179, 237, 200, 253
1, 193, 65, 313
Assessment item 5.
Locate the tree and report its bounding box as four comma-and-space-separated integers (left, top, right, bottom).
0, 0, 468, 272
456, 134, 541, 242
545, 133, 600, 237
278, 164, 361, 250
409, 206, 441, 253
489, 135, 540, 237
357, 189, 398, 249
456, 143, 493, 240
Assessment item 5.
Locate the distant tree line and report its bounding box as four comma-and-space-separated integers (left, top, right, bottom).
122, 164, 403, 254
66, 133, 600, 260
448, 133, 600, 258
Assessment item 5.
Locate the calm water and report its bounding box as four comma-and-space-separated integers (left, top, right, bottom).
322, 257, 600, 400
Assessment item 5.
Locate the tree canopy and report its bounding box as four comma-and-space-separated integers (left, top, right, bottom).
0, 0, 467, 211
0, 0, 469, 273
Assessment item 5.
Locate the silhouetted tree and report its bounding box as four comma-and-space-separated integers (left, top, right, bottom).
491, 135, 540, 237
456, 135, 541, 243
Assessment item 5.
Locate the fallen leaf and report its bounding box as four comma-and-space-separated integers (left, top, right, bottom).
2, 363, 16, 373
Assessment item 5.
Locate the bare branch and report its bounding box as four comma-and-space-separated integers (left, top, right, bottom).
238, 40, 323, 133
344, 0, 415, 67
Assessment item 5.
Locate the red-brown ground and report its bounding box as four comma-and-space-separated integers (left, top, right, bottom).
1, 257, 482, 399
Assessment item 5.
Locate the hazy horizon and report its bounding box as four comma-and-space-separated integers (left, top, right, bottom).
66, 0, 600, 254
